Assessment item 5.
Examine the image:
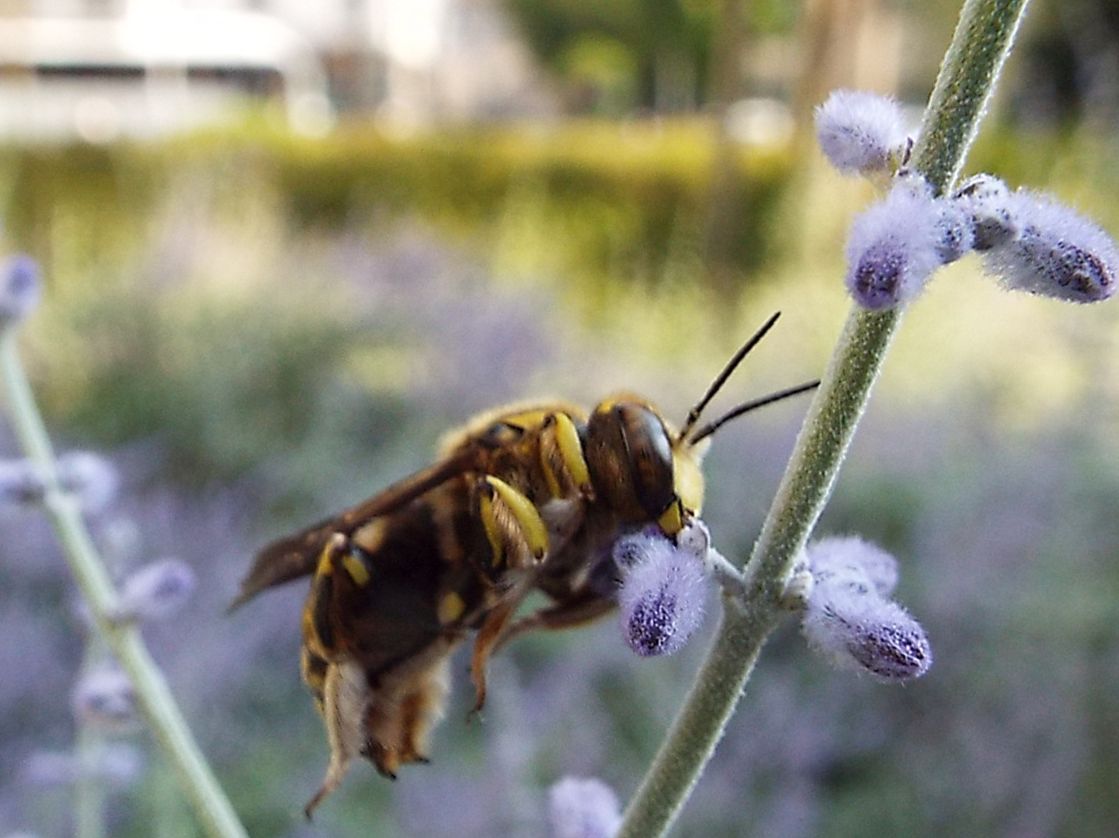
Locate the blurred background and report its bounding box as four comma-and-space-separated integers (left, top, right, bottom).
1, 0, 1118, 836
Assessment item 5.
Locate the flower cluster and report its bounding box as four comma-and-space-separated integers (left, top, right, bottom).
0, 254, 41, 329
613, 523, 712, 658
956, 176, 1117, 303
799, 536, 931, 681
547, 776, 622, 838
819, 90, 1117, 309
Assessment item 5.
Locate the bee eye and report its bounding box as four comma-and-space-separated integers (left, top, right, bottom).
587, 401, 677, 523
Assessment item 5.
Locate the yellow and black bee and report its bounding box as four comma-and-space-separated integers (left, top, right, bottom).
233, 312, 816, 816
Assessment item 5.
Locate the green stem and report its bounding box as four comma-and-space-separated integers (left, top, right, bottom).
0, 331, 248, 838
618, 1, 1030, 835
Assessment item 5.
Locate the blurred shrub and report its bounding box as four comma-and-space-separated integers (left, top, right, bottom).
1, 121, 795, 301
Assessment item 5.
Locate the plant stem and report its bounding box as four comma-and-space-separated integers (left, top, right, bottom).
0, 331, 248, 838
618, 1, 1031, 835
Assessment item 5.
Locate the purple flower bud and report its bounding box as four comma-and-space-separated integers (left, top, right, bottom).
982, 191, 1117, 303
845, 602, 933, 679
934, 198, 975, 265
815, 89, 908, 175
23, 743, 142, 788
56, 451, 119, 515
806, 535, 898, 598
548, 776, 622, 838
616, 531, 710, 657
72, 666, 138, 731
116, 558, 197, 622
0, 458, 45, 505
802, 538, 930, 681
845, 181, 946, 309
0, 254, 42, 327
953, 174, 1018, 250
22, 750, 77, 787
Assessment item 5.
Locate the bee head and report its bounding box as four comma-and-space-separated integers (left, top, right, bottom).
584, 397, 708, 537
584, 313, 818, 538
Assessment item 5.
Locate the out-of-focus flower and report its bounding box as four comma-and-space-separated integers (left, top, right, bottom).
56, 451, 119, 515
801, 537, 931, 681
0, 459, 45, 505
0, 254, 42, 328
815, 89, 908, 175
844, 181, 947, 309
114, 558, 196, 622
982, 191, 1117, 303
614, 529, 710, 657
71, 666, 138, 732
22, 743, 143, 788
547, 776, 622, 838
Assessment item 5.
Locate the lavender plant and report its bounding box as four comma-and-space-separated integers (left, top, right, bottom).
612, 1, 1117, 835
0, 258, 247, 837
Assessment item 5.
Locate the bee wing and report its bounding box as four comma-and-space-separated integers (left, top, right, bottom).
231, 448, 482, 611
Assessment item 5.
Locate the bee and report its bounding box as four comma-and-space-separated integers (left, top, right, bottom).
232, 312, 817, 817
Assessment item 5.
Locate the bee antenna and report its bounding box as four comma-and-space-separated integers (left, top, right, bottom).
677, 311, 782, 443
688, 379, 820, 445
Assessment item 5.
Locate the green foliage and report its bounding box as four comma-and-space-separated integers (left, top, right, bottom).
1, 121, 796, 297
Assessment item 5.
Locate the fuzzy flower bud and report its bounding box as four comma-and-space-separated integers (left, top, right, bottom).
806, 535, 899, 598
614, 529, 710, 657
23, 743, 142, 788
56, 451, 119, 515
982, 191, 1117, 303
845, 180, 947, 309
548, 776, 622, 838
0, 254, 42, 328
71, 666, 138, 732
0, 458, 45, 505
953, 174, 1018, 250
815, 89, 908, 175
801, 537, 931, 681
934, 198, 976, 265
115, 558, 197, 622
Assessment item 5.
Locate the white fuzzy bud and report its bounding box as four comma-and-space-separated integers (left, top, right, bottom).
548, 776, 622, 838
815, 89, 909, 175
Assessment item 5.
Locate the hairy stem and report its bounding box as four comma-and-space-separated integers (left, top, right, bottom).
618, 1, 1031, 835
0, 331, 248, 838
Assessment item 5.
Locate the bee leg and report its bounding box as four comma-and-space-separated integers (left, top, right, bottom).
304, 659, 368, 820
496, 593, 616, 652
468, 595, 523, 718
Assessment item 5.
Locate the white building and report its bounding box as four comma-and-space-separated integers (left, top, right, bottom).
0, 0, 549, 139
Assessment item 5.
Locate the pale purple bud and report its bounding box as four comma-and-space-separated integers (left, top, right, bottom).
934, 198, 975, 265
803, 584, 931, 681
548, 776, 622, 838
806, 535, 898, 598
815, 89, 908, 175
0, 458, 45, 505
845, 181, 945, 309
22, 743, 142, 788
953, 174, 1018, 250
56, 451, 119, 515
845, 602, 933, 679
0, 254, 42, 327
616, 531, 709, 657
116, 558, 197, 621
72, 666, 138, 731
22, 751, 76, 787
803, 537, 930, 681
982, 191, 1117, 303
